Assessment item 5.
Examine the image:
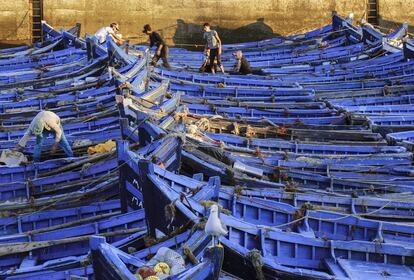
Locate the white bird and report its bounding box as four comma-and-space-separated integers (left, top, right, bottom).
205, 204, 228, 247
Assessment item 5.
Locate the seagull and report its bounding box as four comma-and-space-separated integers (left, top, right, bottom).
205, 204, 228, 247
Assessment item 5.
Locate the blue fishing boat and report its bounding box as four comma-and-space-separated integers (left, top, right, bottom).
2, 14, 414, 280
90, 233, 224, 280
122, 156, 414, 279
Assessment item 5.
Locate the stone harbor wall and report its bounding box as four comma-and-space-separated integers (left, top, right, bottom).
3, 0, 412, 45
0, 0, 31, 45
378, 0, 414, 33
0, 0, 365, 45
40, 0, 365, 46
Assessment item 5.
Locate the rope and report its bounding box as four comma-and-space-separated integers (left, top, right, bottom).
219, 188, 395, 231
195, 118, 211, 132
231, 122, 240, 136
211, 198, 395, 234
173, 107, 189, 122
286, 21, 332, 37
245, 125, 256, 138
192, 217, 207, 232
182, 245, 198, 265
164, 201, 176, 222
200, 200, 232, 215
247, 249, 265, 280
179, 193, 197, 215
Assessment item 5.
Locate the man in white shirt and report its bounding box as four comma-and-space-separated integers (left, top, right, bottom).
15, 111, 73, 162
93, 23, 124, 45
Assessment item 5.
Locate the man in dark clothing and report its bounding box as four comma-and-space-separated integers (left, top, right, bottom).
233, 50, 252, 75
199, 49, 217, 73
142, 24, 171, 69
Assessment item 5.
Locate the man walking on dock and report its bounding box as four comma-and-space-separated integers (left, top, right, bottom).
15, 111, 73, 162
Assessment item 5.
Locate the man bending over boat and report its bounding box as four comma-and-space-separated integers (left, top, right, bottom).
203, 23, 225, 74
143, 24, 171, 69
93, 23, 124, 45
15, 111, 73, 162
233, 50, 252, 75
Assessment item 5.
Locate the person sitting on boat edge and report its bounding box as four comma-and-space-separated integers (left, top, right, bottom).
14, 111, 73, 162
203, 23, 225, 74
142, 24, 171, 69
93, 23, 124, 45
233, 50, 252, 75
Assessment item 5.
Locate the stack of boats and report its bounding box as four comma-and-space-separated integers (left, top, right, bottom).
0, 14, 414, 279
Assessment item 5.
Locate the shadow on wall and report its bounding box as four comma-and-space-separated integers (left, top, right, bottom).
378, 17, 414, 33
0, 42, 25, 48
172, 18, 280, 50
